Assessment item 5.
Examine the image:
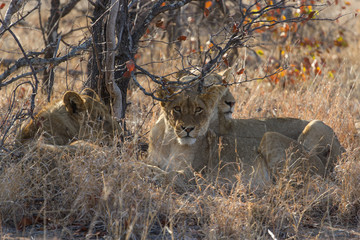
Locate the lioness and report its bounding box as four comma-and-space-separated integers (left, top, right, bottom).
149, 76, 344, 188
148, 83, 227, 173
202, 119, 328, 185
213, 108, 344, 176
17, 88, 121, 146
180, 73, 236, 121
199, 108, 344, 186
149, 73, 235, 155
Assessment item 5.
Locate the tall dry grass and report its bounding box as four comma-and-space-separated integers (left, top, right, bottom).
1, 2, 360, 240
1, 57, 359, 239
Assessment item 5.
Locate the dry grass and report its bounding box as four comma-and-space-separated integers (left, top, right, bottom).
1, 2, 360, 239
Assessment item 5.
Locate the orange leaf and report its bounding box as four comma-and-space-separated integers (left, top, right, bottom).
222, 57, 229, 67
123, 71, 131, 78
0, 3, 5, 9
205, 1, 212, 9
256, 3, 261, 11
126, 60, 135, 72
302, 57, 311, 70
204, 8, 210, 17
314, 66, 322, 75
308, 11, 315, 19
345, 1, 351, 5
237, 68, 245, 75
232, 23, 239, 33
177, 35, 187, 41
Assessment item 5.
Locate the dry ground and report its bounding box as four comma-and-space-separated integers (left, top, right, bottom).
1, 1, 360, 239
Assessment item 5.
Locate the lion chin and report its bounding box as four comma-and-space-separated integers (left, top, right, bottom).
223, 111, 233, 119
177, 137, 197, 145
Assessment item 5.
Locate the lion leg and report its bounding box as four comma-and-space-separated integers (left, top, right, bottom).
258, 132, 325, 177
297, 120, 345, 173
249, 154, 272, 190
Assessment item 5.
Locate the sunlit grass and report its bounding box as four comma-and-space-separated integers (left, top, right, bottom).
1, 2, 360, 239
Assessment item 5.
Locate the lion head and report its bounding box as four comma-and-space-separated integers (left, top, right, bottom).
218, 90, 235, 119
179, 73, 236, 119
17, 88, 121, 145
157, 85, 226, 145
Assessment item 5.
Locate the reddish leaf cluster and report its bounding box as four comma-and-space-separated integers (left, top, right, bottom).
124, 60, 135, 78
204, 1, 212, 17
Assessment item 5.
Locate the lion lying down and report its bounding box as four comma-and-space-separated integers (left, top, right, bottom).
17, 88, 122, 147
149, 73, 344, 189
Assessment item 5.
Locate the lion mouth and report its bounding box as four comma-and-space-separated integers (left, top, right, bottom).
177, 136, 197, 145
224, 111, 233, 119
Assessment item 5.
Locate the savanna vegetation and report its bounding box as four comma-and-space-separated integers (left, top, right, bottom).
0, 0, 360, 239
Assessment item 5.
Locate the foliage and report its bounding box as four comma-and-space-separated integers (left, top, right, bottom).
0, 0, 360, 239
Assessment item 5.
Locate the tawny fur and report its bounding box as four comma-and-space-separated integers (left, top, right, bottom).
149, 84, 227, 173
149, 73, 344, 189
17, 88, 121, 146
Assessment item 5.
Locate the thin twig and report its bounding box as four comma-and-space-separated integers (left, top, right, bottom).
0, 0, 26, 35
5, 24, 39, 115
0, 38, 92, 86
0, 2, 39, 37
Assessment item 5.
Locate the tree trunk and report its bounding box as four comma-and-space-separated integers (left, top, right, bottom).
87, 0, 109, 104
87, 0, 132, 121
42, 0, 60, 99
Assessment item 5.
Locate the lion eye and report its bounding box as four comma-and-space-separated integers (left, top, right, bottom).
174, 106, 181, 113
195, 107, 203, 114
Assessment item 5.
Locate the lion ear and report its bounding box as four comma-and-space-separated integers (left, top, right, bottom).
155, 87, 174, 108
63, 91, 86, 114
201, 85, 226, 108
81, 88, 100, 101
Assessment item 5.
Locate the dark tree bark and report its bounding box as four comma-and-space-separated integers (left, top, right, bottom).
87, 0, 109, 104
87, 0, 193, 121
42, 0, 60, 99
42, 0, 81, 100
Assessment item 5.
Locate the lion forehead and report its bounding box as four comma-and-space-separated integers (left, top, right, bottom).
165, 95, 208, 122
172, 96, 206, 111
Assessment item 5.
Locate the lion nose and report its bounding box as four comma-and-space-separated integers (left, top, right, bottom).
225, 101, 235, 108
181, 126, 195, 133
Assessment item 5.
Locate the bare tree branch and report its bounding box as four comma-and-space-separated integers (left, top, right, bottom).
61, 0, 81, 17
42, 0, 82, 97
0, 1, 39, 38
0, 39, 92, 86
132, 0, 192, 45
0, 0, 25, 35
105, 0, 123, 120
0, 68, 45, 88
3, 27, 39, 124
